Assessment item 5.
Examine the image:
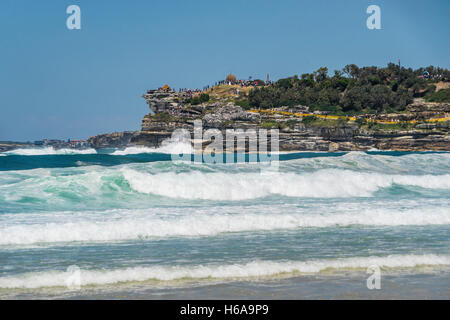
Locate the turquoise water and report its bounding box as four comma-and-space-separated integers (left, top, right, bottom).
0, 147, 449, 299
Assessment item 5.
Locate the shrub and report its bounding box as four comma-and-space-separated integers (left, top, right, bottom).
285, 119, 299, 128
199, 93, 210, 103
190, 97, 201, 105
355, 118, 366, 127
261, 121, 284, 129
425, 88, 450, 103
235, 99, 251, 110
301, 116, 317, 124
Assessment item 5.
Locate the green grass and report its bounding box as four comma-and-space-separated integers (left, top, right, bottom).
151, 112, 176, 122
302, 117, 348, 127
361, 122, 414, 131
260, 121, 286, 129
425, 88, 450, 103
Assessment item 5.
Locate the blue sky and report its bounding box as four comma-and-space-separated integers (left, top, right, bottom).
0, 0, 449, 141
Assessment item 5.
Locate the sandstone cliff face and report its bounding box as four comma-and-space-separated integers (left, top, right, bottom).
202, 103, 260, 128
87, 89, 450, 152
88, 124, 450, 152
138, 118, 450, 152
142, 89, 190, 114
372, 101, 450, 122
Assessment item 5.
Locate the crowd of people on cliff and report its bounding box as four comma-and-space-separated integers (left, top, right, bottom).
418, 71, 445, 80
175, 78, 274, 95
149, 76, 276, 98
178, 88, 203, 94
214, 79, 272, 87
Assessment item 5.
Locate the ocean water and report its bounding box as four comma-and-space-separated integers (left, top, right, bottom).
0, 146, 449, 299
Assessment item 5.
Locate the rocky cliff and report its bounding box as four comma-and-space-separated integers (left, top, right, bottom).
88, 88, 450, 152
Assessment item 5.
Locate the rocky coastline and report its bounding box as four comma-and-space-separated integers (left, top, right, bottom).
2, 87, 449, 153
87, 88, 450, 152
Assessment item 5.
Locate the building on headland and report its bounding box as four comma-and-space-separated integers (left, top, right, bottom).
68, 140, 90, 148
32, 139, 89, 149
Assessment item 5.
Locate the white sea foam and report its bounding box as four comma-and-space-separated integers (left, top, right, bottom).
3, 147, 97, 156
1, 206, 449, 245
0, 254, 448, 289
122, 168, 450, 200
111, 140, 192, 155
279, 151, 450, 176
1, 161, 449, 207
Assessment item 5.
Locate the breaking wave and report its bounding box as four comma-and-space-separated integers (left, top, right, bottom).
1, 207, 449, 245
1, 254, 448, 289
111, 141, 192, 155
1, 164, 449, 208
2, 147, 97, 156
123, 168, 450, 200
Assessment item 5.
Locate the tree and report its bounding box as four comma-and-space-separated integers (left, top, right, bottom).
300, 73, 315, 87
246, 64, 449, 113
277, 77, 294, 89
371, 85, 393, 111
314, 67, 329, 83
343, 64, 360, 79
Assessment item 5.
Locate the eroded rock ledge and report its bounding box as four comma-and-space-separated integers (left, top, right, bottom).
87, 89, 450, 152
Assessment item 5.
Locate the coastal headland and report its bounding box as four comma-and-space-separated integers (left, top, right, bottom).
3, 65, 450, 153
89, 64, 450, 152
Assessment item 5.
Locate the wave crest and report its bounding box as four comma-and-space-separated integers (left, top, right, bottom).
3, 147, 97, 156
1, 206, 449, 245
123, 168, 450, 200
111, 141, 192, 155
0, 254, 448, 288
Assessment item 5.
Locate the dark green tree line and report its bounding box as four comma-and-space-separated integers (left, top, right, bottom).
247, 63, 449, 114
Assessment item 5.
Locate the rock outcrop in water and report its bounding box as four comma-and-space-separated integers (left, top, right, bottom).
87, 131, 142, 149
87, 88, 450, 152
0, 142, 32, 152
